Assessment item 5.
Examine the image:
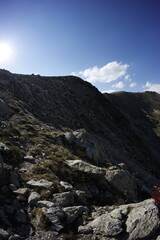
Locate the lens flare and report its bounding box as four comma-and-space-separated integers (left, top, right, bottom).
0, 43, 12, 62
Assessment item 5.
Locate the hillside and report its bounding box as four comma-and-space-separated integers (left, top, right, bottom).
0, 69, 160, 240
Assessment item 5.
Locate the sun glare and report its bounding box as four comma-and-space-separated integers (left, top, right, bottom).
0, 43, 12, 62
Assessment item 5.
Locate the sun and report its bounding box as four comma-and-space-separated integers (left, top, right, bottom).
0, 43, 12, 62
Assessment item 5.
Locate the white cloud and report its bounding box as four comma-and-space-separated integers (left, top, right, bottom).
125, 74, 131, 81
112, 81, 125, 89
73, 61, 129, 83
130, 82, 137, 88
102, 89, 115, 93
143, 82, 160, 93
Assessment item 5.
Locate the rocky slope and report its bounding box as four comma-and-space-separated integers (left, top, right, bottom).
0, 69, 160, 239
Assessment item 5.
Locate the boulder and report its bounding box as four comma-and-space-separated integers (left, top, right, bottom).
27, 179, 53, 188
126, 199, 160, 239
79, 199, 160, 239
79, 213, 123, 237
0, 228, 9, 239
60, 181, 73, 191
63, 206, 88, 224
14, 188, 29, 196
28, 192, 41, 205
66, 160, 106, 175
37, 200, 55, 208
45, 207, 65, 232
105, 165, 137, 199
52, 191, 74, 207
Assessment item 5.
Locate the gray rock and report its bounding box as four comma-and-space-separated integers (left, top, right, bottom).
66, 160, 106, 175
9, 234, 21, 240
64, 132, 75, 144
28, 192, 41, 205
105, 165, 137, 199
72, 129, 86, 138
0, 142, 9, 152
27, 179, 53, 188
0, 228, 9, 239
24, 155, 34, 161
60, 181, 73, 191
10, 171, 20, 188
87, 213, 123, 236
14, 188, 29, 196
45, 207, 65, 232
52, 191, 74, 207
78, 225, 93, 234
157, 236, 160, 240
126, 199, 160, 239
37, 200, 55, 208
63, 206, 88, 224
15, 209, 27, 223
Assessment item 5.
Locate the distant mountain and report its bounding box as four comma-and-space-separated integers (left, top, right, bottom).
0, 69, 160, 239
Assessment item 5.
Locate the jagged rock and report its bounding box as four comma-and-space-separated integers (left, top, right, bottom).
28, 192, 41, 205
74, 190, 88, 205
63, 206, 88, 224
0, 228, 9, 239
60, 181, 73, 191
15, 209, 27, 223
105, 165, 137, 199
126, 199, 160, 239
37, 200, 55, 208
27, 179, 53, 188
10, 171, 20, 188
52, 191, 74, 207
14, 188, 29, 196
66, 160, 106, 175
9, 234, 21, 240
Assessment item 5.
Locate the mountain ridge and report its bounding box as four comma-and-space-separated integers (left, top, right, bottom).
0, 69, 160, 239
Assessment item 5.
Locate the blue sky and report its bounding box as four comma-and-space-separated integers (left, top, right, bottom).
0, 0, 160, 93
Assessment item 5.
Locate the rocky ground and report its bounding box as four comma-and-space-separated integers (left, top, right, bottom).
0, 69, 160, 239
